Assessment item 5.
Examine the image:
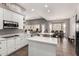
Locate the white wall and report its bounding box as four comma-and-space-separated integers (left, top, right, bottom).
70, 15, 76, 39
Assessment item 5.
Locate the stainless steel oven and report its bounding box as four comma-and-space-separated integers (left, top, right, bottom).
3, 20, 19, 29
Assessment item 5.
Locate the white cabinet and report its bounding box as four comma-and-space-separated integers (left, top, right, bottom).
0, 40, 7, 56
15, 36, 28, 51
0, 34, 28, 56
12, 13, 19, 22
13, 13, 24, 29
0, 19, 3, 29
0, 7, 3, 20
3, 9, 13, 21
28, 40, 57, 56
15, 37, 22, 50
18, 14, 23, 29
6, 38, 15, 54
3, 8, 24, 29
0, 7, 3, 29
20, 37, 27, 47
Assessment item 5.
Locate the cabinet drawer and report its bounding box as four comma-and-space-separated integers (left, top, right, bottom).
0, 46, 6, 52
0, 41, 6, 52
6, 39, 15, 47
15, 38, 21, 45
15, 44, 22, 50
7, 47, 15, 55
0, 40, 6, 45
0, 50, 7, 56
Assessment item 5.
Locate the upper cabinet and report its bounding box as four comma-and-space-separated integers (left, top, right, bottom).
18, 14, 24, 29
12, 13, 19, 22
0, 7, 3, 29
0, 7, 3, 19
3, 8, 24, 29
3, 9, 14, 21
0, 7, 24, 29
13, 13, 24, 29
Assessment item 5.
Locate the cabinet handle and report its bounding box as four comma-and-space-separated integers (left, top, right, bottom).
0, 47, 1, 49
0, 54, 1, 56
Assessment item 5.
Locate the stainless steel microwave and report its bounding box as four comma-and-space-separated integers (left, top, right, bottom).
3, 20, 19, 29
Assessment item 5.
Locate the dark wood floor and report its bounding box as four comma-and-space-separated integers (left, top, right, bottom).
56, 38, 76, 56
10, 38, 76, 56
10, 46, 28, 56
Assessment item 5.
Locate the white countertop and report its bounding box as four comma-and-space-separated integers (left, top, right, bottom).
0, 33, 31, 41
0, 33, 57, 45
27, 36, 57, 45
0, 33, 23, 37
38, 33, 54, 35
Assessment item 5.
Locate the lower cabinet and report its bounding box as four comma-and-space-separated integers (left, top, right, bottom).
0, 36, 28, 56
15, 37, 21, 50
20, 37, 27, 47
0, 51, 7, 56
0, 40, 7, 56
6, 38, 16, 55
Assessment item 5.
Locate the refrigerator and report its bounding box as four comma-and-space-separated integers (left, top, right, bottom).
76, 14, 79, 56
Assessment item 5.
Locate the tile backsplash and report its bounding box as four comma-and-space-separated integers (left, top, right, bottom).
0, 29, 23, 35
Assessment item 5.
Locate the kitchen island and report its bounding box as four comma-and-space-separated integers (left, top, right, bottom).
27, 36, 57, 56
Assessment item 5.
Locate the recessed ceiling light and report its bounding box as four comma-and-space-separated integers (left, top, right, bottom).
48, 10, 50, 12
44, 4, 48, 8
31, 9, 35, 11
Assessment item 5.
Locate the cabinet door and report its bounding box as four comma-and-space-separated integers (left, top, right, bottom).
23, 37, 28, 45
0, 7, 3, 29
3, 9, 13, 21
0, 19, 3, 29
15, 37, 21, 50
20, 36, 28, 47
0, 7, 3, 20
18, 14, 23, 29
0, 51, 7, 56
0, 40, 7, 56
21, 38, 26, 46
6, 38, 15, 54
12, 13, 18, 22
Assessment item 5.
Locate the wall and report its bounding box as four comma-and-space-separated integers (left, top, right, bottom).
69, 15, 76, 39
26, 18, 47, 31
48, 19, 70, 38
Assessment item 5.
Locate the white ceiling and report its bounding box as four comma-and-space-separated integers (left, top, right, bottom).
18, 3, 78, 20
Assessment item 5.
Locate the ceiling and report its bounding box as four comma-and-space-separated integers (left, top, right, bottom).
18, 3, 79, 20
